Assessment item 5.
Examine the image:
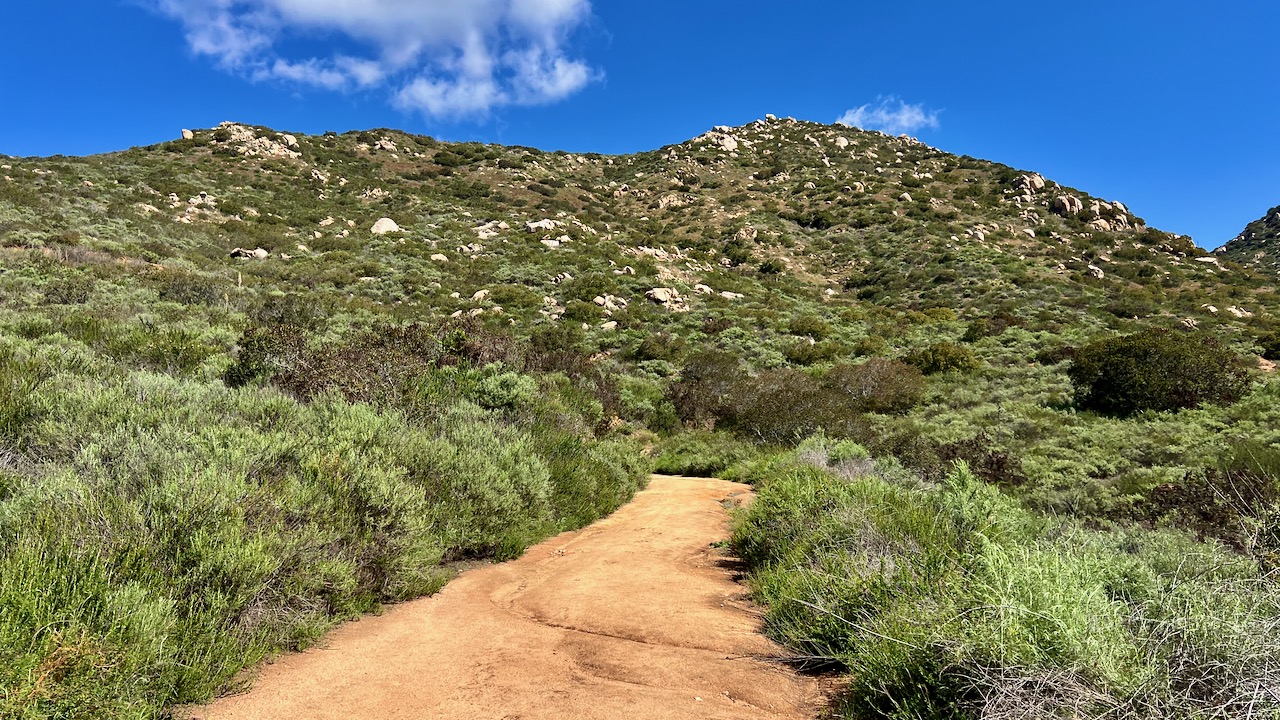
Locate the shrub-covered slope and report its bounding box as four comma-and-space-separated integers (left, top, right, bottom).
1220, 203, 1280, 273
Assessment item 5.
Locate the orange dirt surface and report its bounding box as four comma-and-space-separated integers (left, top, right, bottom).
184, 475, 825, 720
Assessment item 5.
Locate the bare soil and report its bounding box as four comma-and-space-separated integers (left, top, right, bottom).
185, 475, 824, 719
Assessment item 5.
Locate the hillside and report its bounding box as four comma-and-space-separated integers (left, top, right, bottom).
1220, 203, 1280, 273
3, 118, 1280, 719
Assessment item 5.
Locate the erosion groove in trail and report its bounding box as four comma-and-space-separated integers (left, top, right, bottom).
186, 476, 822, 720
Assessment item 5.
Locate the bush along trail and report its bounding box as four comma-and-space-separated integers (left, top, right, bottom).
0, 328, 650, 719
183, 476, 823, 720
728, 436, 1280, 719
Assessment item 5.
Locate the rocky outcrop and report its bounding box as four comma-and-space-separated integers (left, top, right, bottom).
211, 122, 302, 160
1014, 174, 1046, 194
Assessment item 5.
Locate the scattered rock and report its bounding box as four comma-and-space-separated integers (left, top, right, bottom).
471, 289, 491, 303
600, 321, 619, 331
693, 284, 714, 295
281, 134, 299, 148
181, 129, 194, 140
898, 192, 913, 203
526, 219, 564, 233
474, 220, 510, 239
1087, 264, 1105, 279
230, 247, 269, 260
835, 137, 850, 149
430, 254, 449, 263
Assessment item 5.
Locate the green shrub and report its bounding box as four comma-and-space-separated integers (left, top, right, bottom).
653, 431, 757, 476
905, 341, 979, 375
1068, 330, 1251, 417
783, 339, 840, 365
788, 314, 831, 339
724, 368, 868, 444
0, 349, 49, 443
824, 359, 925, 414
734, 453, 1280, 719
667, 351, 745, 427
631, 332, 685, 362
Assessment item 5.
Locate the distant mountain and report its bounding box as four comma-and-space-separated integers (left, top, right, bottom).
1219, 204, 1280, 273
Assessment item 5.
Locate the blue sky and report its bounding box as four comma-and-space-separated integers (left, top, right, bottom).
1, 1, 1276, 248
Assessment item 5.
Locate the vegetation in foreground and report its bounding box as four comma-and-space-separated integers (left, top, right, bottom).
0, 328, 647, 718
732, 439, 1280, 719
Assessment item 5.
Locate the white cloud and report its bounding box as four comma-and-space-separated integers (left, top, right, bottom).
151, 0, 597, 116
836, 96, 940, 135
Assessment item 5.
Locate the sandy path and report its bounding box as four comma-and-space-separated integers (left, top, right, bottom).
186, 475, 823, 720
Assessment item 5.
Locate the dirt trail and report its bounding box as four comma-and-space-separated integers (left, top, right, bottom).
187, 475, 824, 720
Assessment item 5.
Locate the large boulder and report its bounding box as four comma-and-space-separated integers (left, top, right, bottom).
646, 287, 680, 304
371, 218, 401, 235
1052, 195, 1084, 216
1015, 174, 1046, 193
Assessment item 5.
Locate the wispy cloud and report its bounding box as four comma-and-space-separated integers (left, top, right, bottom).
150, 0, 598, 117
836, 96, 940, 135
